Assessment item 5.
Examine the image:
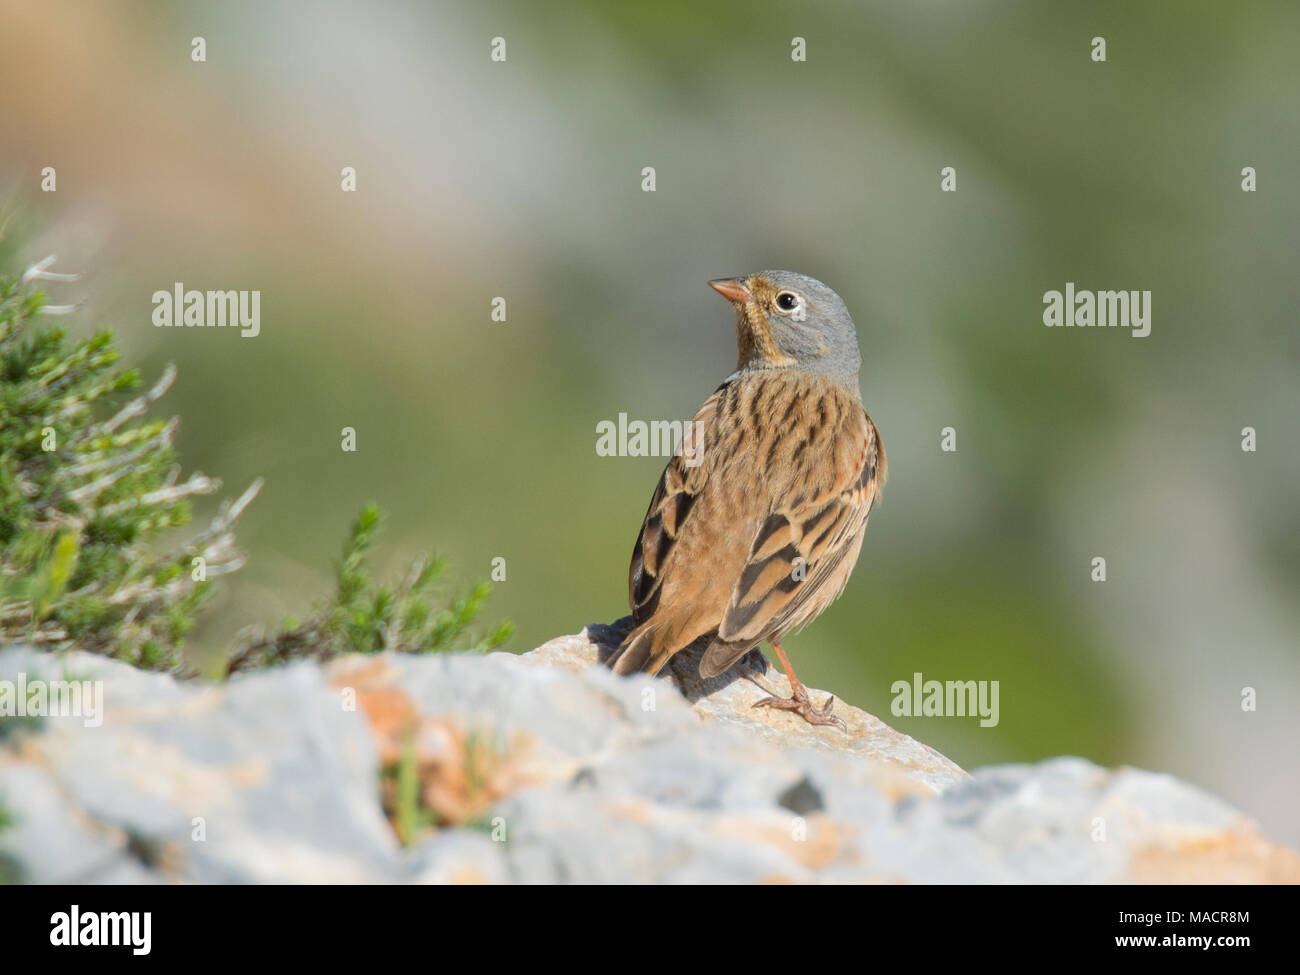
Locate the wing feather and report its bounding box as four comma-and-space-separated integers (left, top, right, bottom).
613, 371, 885, 680
700, 405, 885, 677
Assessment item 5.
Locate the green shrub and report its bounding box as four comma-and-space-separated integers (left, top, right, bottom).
0, 257, 258, 670
226, 505, 514, 673
1, 254, 511, 675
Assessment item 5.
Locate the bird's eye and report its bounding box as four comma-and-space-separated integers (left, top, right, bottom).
775, 291, 800, 312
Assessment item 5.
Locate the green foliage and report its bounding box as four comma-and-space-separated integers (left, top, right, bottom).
379, 726, 510, 846
385, 736, 435, 846
1, 253, 511, 678
0, 800, 15, 884
0, 261, 257, 670
227, 505, 514, 672
326, 505, 511, 655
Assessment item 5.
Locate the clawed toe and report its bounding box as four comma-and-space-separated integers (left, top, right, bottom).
751, 687, 847, 731
745, 641, 848, 731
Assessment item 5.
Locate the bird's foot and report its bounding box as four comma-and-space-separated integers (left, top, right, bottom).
751, 683, 846, 731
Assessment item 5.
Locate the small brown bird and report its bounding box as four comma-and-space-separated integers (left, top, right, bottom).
606, 270, 885, 729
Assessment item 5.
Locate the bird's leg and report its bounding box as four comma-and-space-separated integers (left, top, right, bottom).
751, 641, 846, 731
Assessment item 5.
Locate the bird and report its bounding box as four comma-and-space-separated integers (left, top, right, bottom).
605, 270, 886, 729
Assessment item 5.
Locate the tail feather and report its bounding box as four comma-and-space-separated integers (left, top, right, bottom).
607, 624, 674, 676
698, 637, 754, 680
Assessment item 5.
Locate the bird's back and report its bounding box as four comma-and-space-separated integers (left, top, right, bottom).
610, 368, 884, 678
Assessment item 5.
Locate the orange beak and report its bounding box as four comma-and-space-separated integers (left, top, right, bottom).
708, 277, 751, 304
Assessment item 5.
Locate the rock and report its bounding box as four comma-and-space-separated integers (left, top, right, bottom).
0, 627, 1295, 884
525, 619, 966, 798
0, 647, 399, 883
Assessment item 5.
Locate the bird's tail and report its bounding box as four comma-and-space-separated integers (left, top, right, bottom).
606, 623, 674, 677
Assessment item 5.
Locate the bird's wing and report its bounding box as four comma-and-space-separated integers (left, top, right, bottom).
698, 399, 885, 678
615, 377, 774, 674
626, 384, 724, 623
616, 373, 884, 679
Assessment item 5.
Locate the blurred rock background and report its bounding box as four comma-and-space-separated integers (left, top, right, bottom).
5, 640, 1296, 884
1, 1, 1296, 843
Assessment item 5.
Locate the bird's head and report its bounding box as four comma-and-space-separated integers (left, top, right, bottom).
708, 270, 862, 384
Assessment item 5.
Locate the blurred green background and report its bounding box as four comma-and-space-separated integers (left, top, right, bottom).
2, 1, 1297, 843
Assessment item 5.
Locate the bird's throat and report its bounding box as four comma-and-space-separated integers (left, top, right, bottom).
735, 304, 795, 370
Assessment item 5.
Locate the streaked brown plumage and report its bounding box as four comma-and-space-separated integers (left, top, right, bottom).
606, 270, 885, 728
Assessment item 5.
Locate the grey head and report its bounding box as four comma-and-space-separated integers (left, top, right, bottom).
707, 270, 862, 391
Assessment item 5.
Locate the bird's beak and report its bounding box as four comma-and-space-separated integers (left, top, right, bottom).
708, 277, 751, 304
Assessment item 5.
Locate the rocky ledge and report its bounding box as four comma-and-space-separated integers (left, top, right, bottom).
0, 623, 1295, 883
